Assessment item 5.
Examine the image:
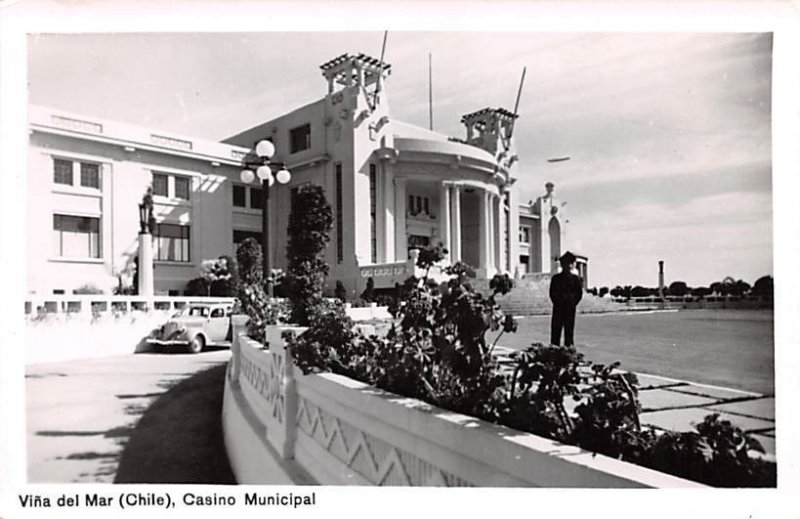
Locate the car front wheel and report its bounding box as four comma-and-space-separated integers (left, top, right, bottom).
187, 334, 205, 354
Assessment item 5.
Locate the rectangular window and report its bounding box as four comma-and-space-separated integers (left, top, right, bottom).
369, 163, 377, 263
519, 226, 531, 244
232, 185, 246, 207
289, 124, 311, 154
250, 187, 263, 209
174, 176, 190, 200
153, 223, 190, 262
52, 214, 100, 258
53, 159, 73, 185
80, 163, 100, 189
152, 173, 169, 197
335, 163, 343, 263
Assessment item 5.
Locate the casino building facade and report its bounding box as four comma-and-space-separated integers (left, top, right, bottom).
27, 53, 581, 297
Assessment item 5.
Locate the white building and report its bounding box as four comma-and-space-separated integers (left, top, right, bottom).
27, 52, 583, 297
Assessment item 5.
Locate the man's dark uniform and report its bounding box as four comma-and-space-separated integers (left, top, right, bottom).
549, 252, 583, 346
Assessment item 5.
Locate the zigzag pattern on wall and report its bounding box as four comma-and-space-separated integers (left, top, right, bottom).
296, 396, 472, 487
239, 350, 285, 424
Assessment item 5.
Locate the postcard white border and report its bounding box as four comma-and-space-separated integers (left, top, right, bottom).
2, 1, 799, 517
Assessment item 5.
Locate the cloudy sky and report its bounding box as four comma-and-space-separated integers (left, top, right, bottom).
27, 32, 773, 288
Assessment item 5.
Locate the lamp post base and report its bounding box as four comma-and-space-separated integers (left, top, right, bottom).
137, 232, 154, 297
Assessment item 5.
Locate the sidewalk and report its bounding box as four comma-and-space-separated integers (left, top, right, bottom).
636, 372, 775, 458
26, 350, 233, 483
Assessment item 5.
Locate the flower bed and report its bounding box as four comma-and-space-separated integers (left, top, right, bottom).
285, 246, 776, 488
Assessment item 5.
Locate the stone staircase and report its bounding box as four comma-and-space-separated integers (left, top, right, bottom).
471, 275, 627, 316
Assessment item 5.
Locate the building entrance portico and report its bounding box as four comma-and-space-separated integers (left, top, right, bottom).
394, 178, 503, 280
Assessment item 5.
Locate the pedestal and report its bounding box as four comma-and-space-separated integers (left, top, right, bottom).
137, 232, 154, 297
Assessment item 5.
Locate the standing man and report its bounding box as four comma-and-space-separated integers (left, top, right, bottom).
549, 251, 584, 346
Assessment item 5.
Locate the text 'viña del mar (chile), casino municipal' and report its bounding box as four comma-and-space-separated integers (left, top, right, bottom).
27, 51, 587, 300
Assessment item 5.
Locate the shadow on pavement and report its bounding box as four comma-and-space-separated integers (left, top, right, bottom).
114, 364, 236, 484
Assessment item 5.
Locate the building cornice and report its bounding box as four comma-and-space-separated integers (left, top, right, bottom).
29, 105, 251, 168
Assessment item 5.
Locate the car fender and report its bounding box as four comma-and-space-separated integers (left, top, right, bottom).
191, 330, 209, 345
180, 323, 205, 341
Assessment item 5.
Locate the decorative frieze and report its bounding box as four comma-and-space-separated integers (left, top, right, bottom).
150, 134, 193, 151
51, 115, 103, 135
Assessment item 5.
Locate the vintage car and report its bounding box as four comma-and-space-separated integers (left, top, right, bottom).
147, 303, 235, 353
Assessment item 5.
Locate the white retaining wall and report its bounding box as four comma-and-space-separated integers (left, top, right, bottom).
222, 322, 705, 488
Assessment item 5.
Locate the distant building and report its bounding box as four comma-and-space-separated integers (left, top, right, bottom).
27, 52, 587, 297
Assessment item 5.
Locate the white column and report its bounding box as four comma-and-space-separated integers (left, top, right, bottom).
478, 191, 488, 272
493, 194, 501, 271
489, 193, 496, 271
383, 163, 395, 262
508, 190, 521, 277
394, 178, 407, 261
137, 233, 154, 297
375, 165, 385, 263
498, 195, 508, 273
439, 182, 451, 260
450, 185, 461, 262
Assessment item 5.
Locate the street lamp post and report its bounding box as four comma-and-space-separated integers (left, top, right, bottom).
137, 190, 155, 298
240, 139, 291, 297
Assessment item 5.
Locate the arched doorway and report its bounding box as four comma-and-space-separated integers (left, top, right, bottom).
548, 217, 561, 273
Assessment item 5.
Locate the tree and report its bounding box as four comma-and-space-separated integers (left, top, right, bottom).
599, 287, 609, 298
284, 184, 334, 326
752, 275, 773, 300
201, 258, 232, 296
721, 276, 736, 296
691, 286, 712, 298
668, 281, 689, 297
731, 280, 751, 298
211, 255, 239, 296
236, 238, 263, 287
235, 239, 275, 341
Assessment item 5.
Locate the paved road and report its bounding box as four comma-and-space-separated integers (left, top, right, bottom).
26, 349, 232, 483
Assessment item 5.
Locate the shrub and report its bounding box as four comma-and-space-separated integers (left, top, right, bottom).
73, 283, 104, 295
184, 277, 209, 296
334, 280, 347, 302
284, 184, 334, 326
360, 277, 375, 302
289, 242, 514, 419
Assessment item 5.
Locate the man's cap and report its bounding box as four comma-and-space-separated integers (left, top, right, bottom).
559, 251, 576, 264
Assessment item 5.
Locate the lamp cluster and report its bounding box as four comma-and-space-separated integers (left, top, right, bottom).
240, 139, 291, 186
